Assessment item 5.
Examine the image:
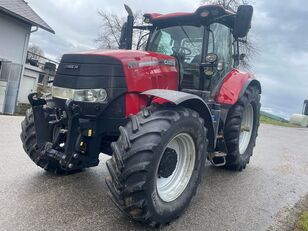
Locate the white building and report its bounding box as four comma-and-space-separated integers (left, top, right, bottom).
0, 0, 54, 114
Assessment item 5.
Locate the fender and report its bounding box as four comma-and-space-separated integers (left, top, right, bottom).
239, 79, 262, 98
142, 89, 216, 151
215, 69, 261, 105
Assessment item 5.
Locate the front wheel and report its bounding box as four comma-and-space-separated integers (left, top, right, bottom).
20, 109, 73, 175
105, 105, 207, 227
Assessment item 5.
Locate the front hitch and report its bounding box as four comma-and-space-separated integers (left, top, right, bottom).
28, 92, 47, 107
28, 93, 49, 148
27, 93, 100, 171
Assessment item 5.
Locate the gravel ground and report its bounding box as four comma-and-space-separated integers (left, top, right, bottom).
0, 115, 308, 231
268, 193, 308, 231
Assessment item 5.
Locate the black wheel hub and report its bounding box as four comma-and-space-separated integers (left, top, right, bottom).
158, 148, 178, 178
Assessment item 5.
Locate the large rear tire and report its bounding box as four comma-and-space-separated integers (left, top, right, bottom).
224, 86, 261, 171
20, 109, 71, 174
105, 105, 207, 227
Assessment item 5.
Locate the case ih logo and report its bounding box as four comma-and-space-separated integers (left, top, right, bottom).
65, 64, 80, 70
128, 60, 176, 69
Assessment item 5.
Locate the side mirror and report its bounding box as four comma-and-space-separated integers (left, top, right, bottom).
119, 4, 134, 49
233, 5, 253, 38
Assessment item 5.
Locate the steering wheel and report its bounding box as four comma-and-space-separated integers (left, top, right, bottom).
172, 46, 192, 56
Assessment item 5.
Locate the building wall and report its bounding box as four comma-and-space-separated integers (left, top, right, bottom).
18, 64, 41, 104
0, 12, 31, 64
0, 12, 31, 114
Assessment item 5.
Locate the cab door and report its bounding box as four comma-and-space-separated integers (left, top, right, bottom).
207, 23, 233, 91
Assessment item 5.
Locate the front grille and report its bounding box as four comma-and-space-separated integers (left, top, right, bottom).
53, 54, 126, 90
52, 54, 128, 118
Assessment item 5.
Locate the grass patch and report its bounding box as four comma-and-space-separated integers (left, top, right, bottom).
260, 115, 297, 127
297, 211, 308, 231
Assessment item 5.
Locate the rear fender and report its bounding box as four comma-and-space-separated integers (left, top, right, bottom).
239, 79, 262, 98
142, 89, 215, 151
215, 69, 261, 105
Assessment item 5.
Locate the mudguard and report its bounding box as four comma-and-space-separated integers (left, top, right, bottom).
142, 89, 216, 151
239, 79, 262, 98
215, 69, 261, 105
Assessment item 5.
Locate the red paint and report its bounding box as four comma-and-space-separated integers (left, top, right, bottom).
125, 94, 148, 116
71, 51, 252, 112
145, 4, 235, 24
215, 69, 253, 105
75, 50, 179, 116
75, 50, 178, 91
145, 12, 192, 21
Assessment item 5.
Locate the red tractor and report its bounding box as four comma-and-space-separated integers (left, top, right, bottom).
21, 4, 261, 227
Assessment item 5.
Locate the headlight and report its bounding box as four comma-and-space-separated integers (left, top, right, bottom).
52, 86, 108, 103
205, 53, 218, 63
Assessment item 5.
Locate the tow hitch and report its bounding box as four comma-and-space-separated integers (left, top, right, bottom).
27, 93, 100, 171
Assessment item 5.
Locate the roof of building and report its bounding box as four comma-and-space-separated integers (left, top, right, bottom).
0, 0, 54, 34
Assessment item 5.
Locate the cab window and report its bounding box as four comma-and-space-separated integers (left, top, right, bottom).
208, 23, 233, 89
148, 25, 205, 89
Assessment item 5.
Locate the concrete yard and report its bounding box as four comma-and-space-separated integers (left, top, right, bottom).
0, 115, 307, 231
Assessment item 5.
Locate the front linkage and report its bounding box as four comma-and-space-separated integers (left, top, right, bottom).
27, 93, 100, 172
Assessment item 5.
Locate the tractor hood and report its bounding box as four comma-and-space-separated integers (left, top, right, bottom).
74, 49, 176, 67
56, 50, 179, 93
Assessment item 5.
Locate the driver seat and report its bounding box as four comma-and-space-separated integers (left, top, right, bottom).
180, 54, 201, 89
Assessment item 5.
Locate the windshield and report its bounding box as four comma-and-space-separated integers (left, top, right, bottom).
147, 25, 205, 64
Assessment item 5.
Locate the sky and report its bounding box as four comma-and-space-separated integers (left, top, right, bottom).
26, 0, 308, 119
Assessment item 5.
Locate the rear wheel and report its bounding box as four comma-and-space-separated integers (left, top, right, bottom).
224, 86, 261, 171
105, 105, 207, 227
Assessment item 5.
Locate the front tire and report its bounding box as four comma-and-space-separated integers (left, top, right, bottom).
224, 86, 261, 171
20, 109, 71, 174
105, 105, 207, 227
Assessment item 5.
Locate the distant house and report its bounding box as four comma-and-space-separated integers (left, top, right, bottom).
0, 0, 54, 114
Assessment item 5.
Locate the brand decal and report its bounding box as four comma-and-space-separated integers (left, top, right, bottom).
128, 59, 176, 69
65, 64, 80, 70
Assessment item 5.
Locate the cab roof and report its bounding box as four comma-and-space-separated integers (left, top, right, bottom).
144, 4, 236, 28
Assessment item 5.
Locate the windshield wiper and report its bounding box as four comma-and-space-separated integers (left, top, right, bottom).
179, 25, 195, 47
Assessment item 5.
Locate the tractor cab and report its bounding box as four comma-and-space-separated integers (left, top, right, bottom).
120, 4, 253, 99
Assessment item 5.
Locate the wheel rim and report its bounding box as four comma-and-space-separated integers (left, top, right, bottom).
239, 103, 254, 155
156, 133, 196, 202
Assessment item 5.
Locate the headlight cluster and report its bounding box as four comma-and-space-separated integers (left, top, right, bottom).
52, 86, 108, 103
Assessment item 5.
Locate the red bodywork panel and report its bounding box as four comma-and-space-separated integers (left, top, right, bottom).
144, 5, 235, 25
125, 93, 148, 116
144, 12, 192, 21
72, 50, 254, 114
215, 69, 253, 105
77, 50, 178, 116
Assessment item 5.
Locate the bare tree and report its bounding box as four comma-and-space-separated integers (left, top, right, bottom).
96, 10, 148, 50
28, 44, 44, 61
201, 0, 257, 69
